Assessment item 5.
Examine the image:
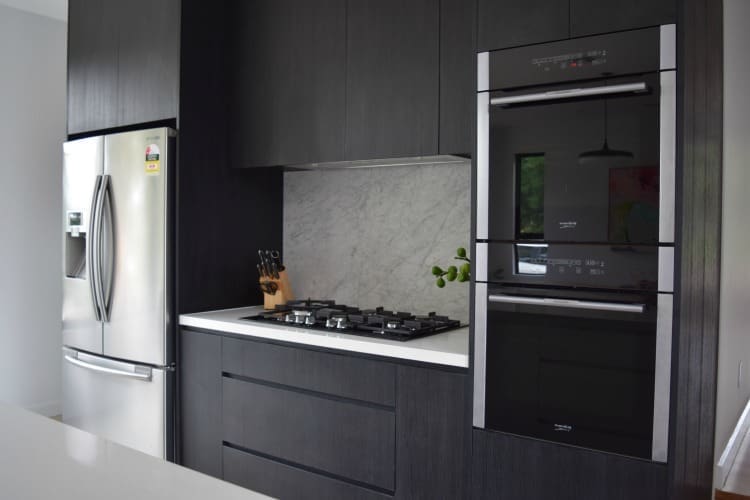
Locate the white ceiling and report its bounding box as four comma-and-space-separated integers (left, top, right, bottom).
0, 0, 67, 22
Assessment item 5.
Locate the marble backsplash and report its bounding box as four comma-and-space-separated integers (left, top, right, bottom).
283, 161, 471, 323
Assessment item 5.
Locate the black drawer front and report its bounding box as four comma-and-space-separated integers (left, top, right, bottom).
222, 337, 395, 406
223, 446, 392, 500
223, 377, 396, 491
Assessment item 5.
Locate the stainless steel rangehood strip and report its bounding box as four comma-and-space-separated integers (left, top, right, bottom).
490, 82, 649, 106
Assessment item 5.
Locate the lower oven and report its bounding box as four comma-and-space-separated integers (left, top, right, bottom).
473, 284, 672, 461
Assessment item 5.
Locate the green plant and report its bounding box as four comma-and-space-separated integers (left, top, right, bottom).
431, 247, 471, 288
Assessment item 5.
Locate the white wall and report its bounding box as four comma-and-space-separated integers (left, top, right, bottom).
0, 5, 66, 416
714, 0, 750, 475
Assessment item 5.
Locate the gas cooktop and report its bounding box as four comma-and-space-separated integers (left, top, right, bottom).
240, 299, 462, 342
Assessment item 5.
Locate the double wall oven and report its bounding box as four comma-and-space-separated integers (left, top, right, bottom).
473, 25, 676, 462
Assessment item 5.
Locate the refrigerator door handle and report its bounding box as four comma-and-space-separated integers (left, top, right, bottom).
100, 175, 114, 321
88, 175, 103, 321
93, 175, 110, 322
64, 353, 152, 381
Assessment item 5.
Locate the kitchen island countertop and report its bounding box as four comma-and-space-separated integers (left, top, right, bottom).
180, 306, 469, 368
0, 401, 272, 500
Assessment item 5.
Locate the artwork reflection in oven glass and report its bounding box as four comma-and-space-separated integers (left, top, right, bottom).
516, 153, 545, 240
608, 166, 659, 243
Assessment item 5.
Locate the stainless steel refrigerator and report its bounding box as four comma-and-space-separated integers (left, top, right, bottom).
62, 127, 175, 460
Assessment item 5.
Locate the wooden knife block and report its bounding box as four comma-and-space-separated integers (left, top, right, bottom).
261, 269, 294, 310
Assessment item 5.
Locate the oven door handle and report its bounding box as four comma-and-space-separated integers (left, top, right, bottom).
488, 294, 645, 314
490, 82, 649, 107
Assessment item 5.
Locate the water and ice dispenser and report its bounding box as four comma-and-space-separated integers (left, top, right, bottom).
64, 210, 87, 279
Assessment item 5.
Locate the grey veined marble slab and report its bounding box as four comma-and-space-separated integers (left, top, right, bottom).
284, 161, 471, 323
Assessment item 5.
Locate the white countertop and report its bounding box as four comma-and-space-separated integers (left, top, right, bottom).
180, 306, 469, 368
0, 401, 273, 500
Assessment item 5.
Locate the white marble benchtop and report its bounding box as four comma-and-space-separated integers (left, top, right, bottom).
180, 306, 469, 368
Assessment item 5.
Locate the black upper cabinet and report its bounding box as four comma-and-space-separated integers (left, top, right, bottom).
116, 0, 180, 128
345, 0, 440, 160
67, 0, 179, 135
440, 0, 476, 155
478, 0, 675, 52
478, 0, 569, 51
570, 0, 675, 38
67, 0, 119, 134
227, 0, 347, 168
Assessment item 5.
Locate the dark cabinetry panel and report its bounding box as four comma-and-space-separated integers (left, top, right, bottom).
345, 0, 440, 160
67, 0, 179, 135
223, 377, 396, 491
471, 429, 667, 500
570, 0, 676, 38
224, 447, 392, 500
439, 0, 476, 155
67, 0, 119, 134
477, 0, 569, 51
396, 366, 469, 500
222, 337, 396, 406
116, 0, 180, 127
227, 0, 347, 167
179, 329, 223, 478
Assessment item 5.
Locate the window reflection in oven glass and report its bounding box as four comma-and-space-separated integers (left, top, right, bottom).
516, 153, 545, 239
515, 243, 548, 275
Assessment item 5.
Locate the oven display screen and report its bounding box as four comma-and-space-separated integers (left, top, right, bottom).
531, 49, 608, 72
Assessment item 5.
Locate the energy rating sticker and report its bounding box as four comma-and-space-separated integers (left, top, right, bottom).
145, 144, 161, 175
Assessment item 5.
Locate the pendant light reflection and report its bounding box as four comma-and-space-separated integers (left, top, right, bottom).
578, 98, 633, 163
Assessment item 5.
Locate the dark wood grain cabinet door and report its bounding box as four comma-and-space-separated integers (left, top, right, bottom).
179, 329, 223, 478
67, 0, 119, 134
116, 0, 180, 127
471, 429, 668, 500
439, 0, 476, 156
396, 366, 469, 500
477, 0, 569, 51
68, 0, 179, 135
227, 0, 347, 167
570, 0, 676, 38
345, 0, 440, 160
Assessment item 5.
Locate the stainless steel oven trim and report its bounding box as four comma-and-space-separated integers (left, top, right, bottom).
660, 24, 677, 71
659, 70, 676, 243
475, 242, 488, 282
477, 52, 489, 92
652, 293, 673, 462
658, 247, 675, 293
490, 82, 649, 107
473, 282, 488, 428
477, 92, 489, 240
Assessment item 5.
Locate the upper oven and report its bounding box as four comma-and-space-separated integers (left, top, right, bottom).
476, 25, 676, 247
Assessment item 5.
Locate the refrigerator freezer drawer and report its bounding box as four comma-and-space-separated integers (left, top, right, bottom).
62, 347, 172, 459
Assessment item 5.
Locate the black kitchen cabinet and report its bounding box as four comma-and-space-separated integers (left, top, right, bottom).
396, 366, 469, 499
345, 0, 440, 160
227, 0, 347, 168
477, 0, 675, 52
477, 0, 569, 51
227, 0, 473, 166
67, 0, 119, 134
67, 0, 179, 135
179, 328, 223, 478
116, 0, 180, 128
440, 0, 476, 155
179, 327, 469, 499
570, 0, 676, 38
471, 429, 668, 500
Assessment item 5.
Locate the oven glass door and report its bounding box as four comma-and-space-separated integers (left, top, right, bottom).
484, 288, 657, 459
487, 73, 661, 245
